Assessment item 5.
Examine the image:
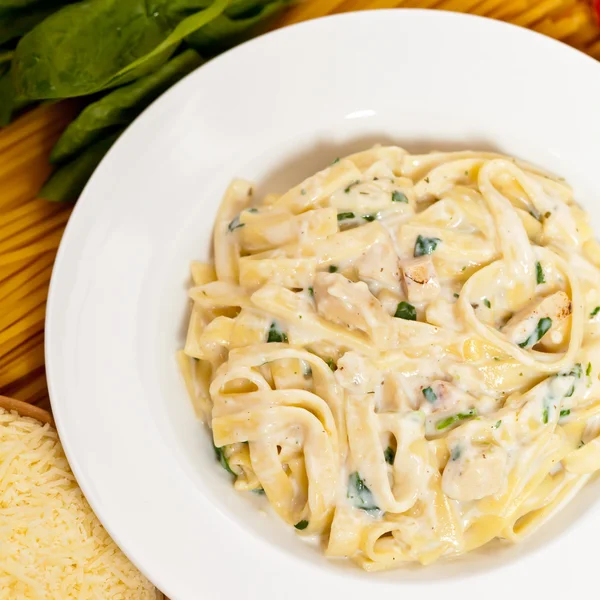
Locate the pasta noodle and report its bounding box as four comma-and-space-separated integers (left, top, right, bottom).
181, 145, 600, 570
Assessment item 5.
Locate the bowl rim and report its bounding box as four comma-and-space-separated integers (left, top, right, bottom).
46, 8, 600, 600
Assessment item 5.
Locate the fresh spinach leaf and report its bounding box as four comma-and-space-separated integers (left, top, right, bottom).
362, 213, 377, 222
337, 211, 355, 221
414, 234, 441, 257
185, 0, 286, 55
518, 317, 552, 348
50, 49, 203, 163
38, 131, 121, 202
267, 322, 288, 343
347, 472, 379, 513
294, 519, 309, 530
394, 301, 416, 321
559, 409, 571, 418
328, 265, 338, 273
12, 0, 227, 99
0, 0, 75, 44
591, 306, 600, 318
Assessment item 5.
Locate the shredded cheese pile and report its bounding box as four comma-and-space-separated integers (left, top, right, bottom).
0, 408, 159, 600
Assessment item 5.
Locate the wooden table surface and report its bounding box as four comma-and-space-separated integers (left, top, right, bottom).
1, 0, 599, 414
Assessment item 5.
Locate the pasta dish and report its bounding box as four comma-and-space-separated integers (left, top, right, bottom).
178, 146, 600, 570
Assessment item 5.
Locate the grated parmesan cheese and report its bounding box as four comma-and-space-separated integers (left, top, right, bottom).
0, 408, 161, 600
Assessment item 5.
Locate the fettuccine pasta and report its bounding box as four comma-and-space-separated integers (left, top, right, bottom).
179, 146, 600, 570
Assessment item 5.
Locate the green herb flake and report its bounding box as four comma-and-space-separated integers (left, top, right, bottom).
392, 190, 408, 203
228, 214, 244, 232
252, 488, 265, 495
450, 446, 462, 461
591, 306, 600, 318
344, 180, 360, 193
518, 317, 552, 348
347, 472, 379, 513
384, 446, 396, 465
331, 157, 340, 165
436, 409, 477, 431
414, 234, 441, 257
300, 188, 307, 195
267, 322, 288, 344
325, 358, 337, 372
536, 261, 545, 285
544, 211, 552, 219
294, 520, 309, 530
422, 387, 437, 403
587, 362, 592, 377
337, 211, 355, 221
307, 287, 314, 297
328, 265, 338, 273
542, 406, 549, 424
454, 293, 460, 299
214, 445, 235, 476
492, 420, 502, 429
424, 177, 430, 183
559, 409, 571, 418
362, 213, 377, 222
483, 298, 491, 309
394, 301, 417, 321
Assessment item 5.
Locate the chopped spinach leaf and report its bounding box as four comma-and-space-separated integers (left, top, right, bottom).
518, 317, 552, 348
483, 298, 491, 309
394, 301, 417, 321
347, 472, 379, 513
331, 157, 340, 165
436, 409, 477, 431
307, 287, 314, 297
591, 306, 600, 318
559, 409, 571, 418
214, 445, 235, 476
414, 234, 441, 257
492, 420, 502, 429
587, 362, 592, 377
252, 488, 265, 495
228, 214, 244, 232
325, 358, 337, 372
384, 446, 396, 465
542, 405, 549, 424
362, 213, 377, 222
422, 387, 437, 403
294, 520, 309, 530
267, 322, 288, 343
337, 211, 355, 221
450, 446, 462, 461
344, 180, 360, 193
536, 261, 545, 284
328, 265, 338, 273
247, 208, 258, 213
392, 190, 408, 203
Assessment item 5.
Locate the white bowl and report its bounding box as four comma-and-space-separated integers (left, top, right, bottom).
46, 9, 600, 599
